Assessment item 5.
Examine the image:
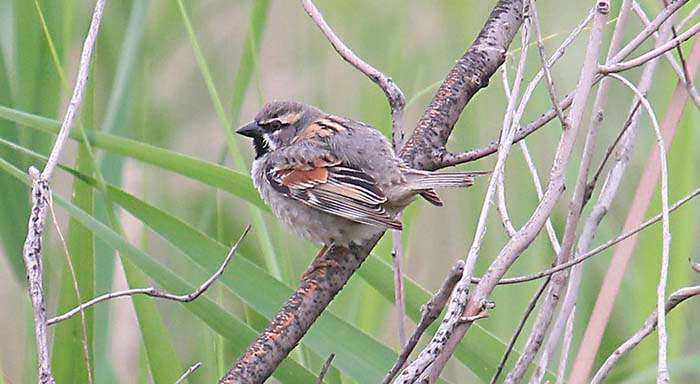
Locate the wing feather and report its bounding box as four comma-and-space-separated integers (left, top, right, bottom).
266, 160, 402, 230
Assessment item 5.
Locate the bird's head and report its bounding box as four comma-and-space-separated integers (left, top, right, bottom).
236, 101, 323, 158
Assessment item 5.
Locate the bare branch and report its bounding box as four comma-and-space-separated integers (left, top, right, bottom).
20, 1, 105, 382
569, 35, 700, 383
301, 0, 405, 143
631, 0, 700, 109
175, 362, 202, 384
600, 21, 700, 74
48, 226, 251, 326
490, 186, 700, 285
529, 0, 566, 127
607, 73, 672, 383
317, 354, 336, 384
679, 2, 700, 29
590, 286, 700, 384
399, 0, 525, 170
518, 3, 637, 381
398, 2, 610, 380
396, 4, 531, 380
383, 261, 464, 384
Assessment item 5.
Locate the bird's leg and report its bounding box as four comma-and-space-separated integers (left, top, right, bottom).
300, 244, 337, 282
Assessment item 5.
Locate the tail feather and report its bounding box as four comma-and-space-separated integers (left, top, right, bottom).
406, 170, 490, 206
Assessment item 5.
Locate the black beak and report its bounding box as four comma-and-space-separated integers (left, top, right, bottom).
236, 121, 262, 138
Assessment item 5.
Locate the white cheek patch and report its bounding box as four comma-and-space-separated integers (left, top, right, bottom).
262, 133, 279, 150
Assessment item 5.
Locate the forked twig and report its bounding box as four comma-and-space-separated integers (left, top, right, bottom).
48, 226, 251, 326
20, 1, 106, 382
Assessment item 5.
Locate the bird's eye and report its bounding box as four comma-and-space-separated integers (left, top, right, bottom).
266, 120, 283, 130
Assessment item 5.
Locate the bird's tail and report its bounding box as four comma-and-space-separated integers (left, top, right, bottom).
404, 169, 490, 206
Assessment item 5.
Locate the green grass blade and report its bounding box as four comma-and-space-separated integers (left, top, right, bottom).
0, 156, 317, 384
0, 104, 265, 210
52, 142, 96, 382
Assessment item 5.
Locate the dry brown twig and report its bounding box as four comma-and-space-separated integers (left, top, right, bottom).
20, 1, 105, 382
48, 226, 250, 325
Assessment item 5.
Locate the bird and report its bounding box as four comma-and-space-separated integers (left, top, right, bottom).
236, 101, 486, 250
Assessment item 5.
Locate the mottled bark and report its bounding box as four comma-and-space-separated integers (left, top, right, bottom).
400, 0, 524, 170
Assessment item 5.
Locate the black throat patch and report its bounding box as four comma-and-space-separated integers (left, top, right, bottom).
253, 136, 270, 159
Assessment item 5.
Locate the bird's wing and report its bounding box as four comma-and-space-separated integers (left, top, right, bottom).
265, 149, 402, 230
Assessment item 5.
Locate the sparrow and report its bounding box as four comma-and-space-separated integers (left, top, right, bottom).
236, 101, 485, 248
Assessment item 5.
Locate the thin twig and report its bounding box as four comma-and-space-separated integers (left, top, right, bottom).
489, 278, 551, 384
487, 186, 699, 285
20, 1, 105, 382
300, 0, 409, 350
556, 306, 575, 384
175, 362, 202, 384
316, 354, 336, 384
301, 0, 405, 142
396, 6, 531, 381
399, 3, 609, 382
525, 3, 636, 381
679, 2, 700, 29
600, 21, 700, 74
586, 100, 643, 202
497, 67, 519, 237
632, 1, 700, 109
438, 8, 595, 169
570, 35, 700, 383
507, 1, 614, 381
529, 0, 566, 127
48, 196, 93, 384
48, 226, 251, 326
590, 286, 700, 384
607, 73, 672, 384
566, 13, 697, 384
383, 261, 464, 384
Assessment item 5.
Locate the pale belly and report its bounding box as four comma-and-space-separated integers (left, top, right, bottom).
252, 160, 383, 246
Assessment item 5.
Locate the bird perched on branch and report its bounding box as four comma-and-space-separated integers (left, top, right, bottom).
237, 101, 486, 248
